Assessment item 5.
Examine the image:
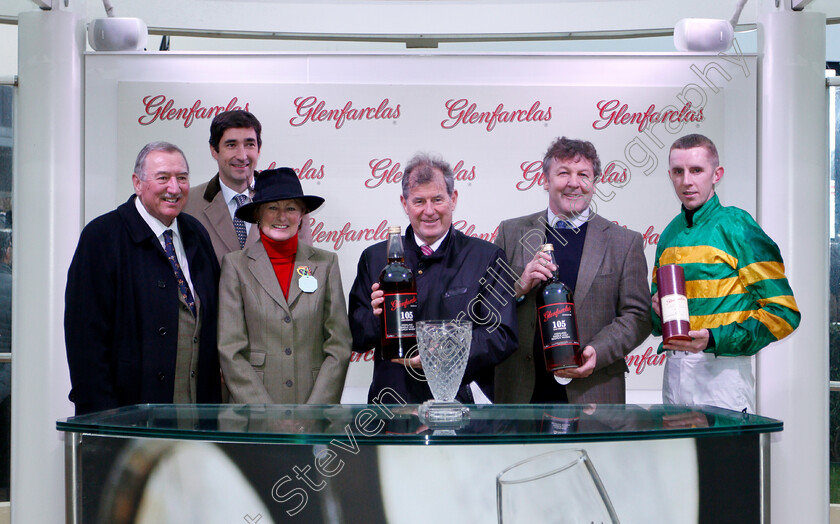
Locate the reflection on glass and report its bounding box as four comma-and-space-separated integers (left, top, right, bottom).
99, 441, 274, 524
496, 449, 619, 524
539, 406, 581, 434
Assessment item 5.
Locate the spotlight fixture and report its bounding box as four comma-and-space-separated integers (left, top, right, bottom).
674, 0, 747, 53
87, 0, 147, 52
88, 17, 148, 51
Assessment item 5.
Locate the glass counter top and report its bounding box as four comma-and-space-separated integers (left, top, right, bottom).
56, 403, 782, 445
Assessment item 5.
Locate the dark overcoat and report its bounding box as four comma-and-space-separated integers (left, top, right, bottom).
348, 225, 518, 404
65, 195, 221, 415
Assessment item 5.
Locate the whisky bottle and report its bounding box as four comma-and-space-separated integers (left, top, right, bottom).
379, 227, 417, 360
536, 244, 582, 371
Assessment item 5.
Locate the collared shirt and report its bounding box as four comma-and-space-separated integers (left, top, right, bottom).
219, 178, 253, 235
134, 197, 197, 298
412, 229, 449, 253
547, 206, 591, 230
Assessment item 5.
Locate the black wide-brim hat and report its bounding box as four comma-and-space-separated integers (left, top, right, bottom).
235, 167, 325, 224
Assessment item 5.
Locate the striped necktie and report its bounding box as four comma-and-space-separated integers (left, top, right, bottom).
421, 244, 433, 256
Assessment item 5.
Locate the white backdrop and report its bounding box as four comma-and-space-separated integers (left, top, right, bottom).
84, 49, 757, 402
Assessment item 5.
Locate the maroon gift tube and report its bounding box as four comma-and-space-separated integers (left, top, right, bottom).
658, 264, 691, 343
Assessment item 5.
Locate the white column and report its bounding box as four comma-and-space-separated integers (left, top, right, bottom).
14, 4, 85, 523
755, 3, 827, 524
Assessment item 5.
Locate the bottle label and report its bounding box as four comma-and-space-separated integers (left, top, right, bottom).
382, 292, 417, 339
542, 414, 580, 434
661, 293, 689, 323
537, 302, 579, 349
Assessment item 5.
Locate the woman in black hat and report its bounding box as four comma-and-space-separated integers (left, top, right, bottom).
217, 168, 351, 404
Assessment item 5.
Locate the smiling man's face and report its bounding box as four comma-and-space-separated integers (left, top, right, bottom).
132, 150, 190, 227
400, 168, 457, 246
211, 126, 260, 193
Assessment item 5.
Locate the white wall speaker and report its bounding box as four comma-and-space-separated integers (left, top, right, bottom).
673, 18, 734, 53
87, 17, 148, 52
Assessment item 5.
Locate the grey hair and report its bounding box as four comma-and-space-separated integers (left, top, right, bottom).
401, 153, 455, 199
133, 141, 190, 180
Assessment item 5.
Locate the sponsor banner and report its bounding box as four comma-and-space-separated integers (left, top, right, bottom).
88, 51, 757, 398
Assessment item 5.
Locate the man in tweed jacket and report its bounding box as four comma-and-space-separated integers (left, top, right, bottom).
494, 136, 652, 404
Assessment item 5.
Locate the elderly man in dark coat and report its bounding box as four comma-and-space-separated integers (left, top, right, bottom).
65, 141, 221, 415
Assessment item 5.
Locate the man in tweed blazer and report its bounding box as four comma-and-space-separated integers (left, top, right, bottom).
494, 137, 652, 404
184, 110, 262, 266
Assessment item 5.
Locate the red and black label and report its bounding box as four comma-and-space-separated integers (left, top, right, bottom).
383, 292, 417, 339
537, 302, 579, 349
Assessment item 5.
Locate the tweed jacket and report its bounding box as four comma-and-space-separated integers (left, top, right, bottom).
494, 211, 652, 403
183, 174, 259, 265
218, 239, 351, 404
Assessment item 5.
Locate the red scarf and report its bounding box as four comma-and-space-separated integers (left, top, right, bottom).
260, 231, 298, 299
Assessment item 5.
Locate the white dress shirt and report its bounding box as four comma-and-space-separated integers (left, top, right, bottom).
135, 196, 197, 299
412, 229, 449, 253
546, 206, 592, 229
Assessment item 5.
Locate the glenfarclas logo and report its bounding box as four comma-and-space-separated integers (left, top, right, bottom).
309, 218, 496, 248
390, 296, 417, 311
289, 96, 401, 129
365, 158, 403, 189
309, 219, 390, 251
516, 161, 545, 191
516, 160, 629, 191
542, 305, 572, 322
600, 162, 628, 184
452, 160, 476, 181
266, 159, 325, 180
441, 99, 552, 132
611, 221, 660, 247
366, 158, 476, 189
625, 346, 666, 375
452, 220, 497, 243
138, 95, 250, 128
592, 99, 704, 132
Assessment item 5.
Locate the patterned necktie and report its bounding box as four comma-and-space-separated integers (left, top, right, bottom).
420, 244, 433, 256
233, 194, 248, 249
554, 218, 571, 230
163, 230, 196, 317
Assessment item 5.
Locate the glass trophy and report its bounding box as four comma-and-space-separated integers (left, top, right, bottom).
416, 320, 472, 425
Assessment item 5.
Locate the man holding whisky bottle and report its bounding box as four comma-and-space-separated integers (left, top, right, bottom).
494, 136, 652, 404
651, 134, 800, 413
348, 153, 518, 404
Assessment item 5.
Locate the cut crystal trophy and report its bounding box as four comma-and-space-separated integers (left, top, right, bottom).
416, 320, 472, 424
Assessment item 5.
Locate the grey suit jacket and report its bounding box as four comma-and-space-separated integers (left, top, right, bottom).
494, 211, 652, 403
218, 240, 352, 404
183, 174, 259, 266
